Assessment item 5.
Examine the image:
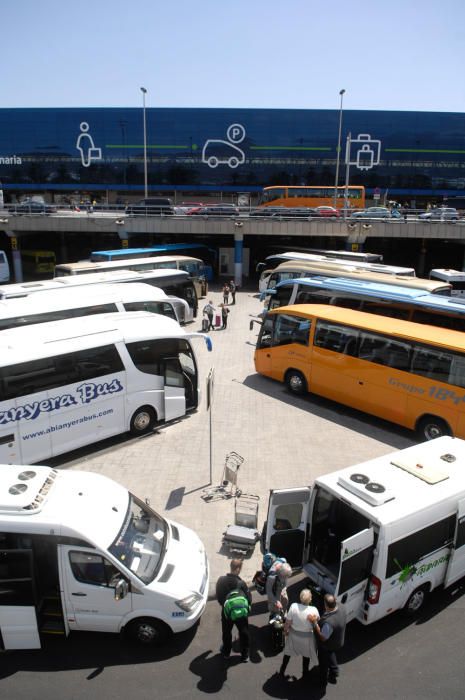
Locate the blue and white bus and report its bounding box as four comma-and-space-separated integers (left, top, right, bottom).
265, 276, 465, 331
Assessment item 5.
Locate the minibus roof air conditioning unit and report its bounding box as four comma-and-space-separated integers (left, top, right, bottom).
337, 472, 395, 506
0, 466, 57, 514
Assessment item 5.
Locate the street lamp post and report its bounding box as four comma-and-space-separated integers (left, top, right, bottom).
333, 89, 345, 210
140, 87, 148, 198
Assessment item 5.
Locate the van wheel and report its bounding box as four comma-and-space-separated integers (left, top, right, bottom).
416, 415, 451, 441
285, 370, 307, 395
130, 406, 156, 435
126, 617, 171, 645
404, 586, 429, 616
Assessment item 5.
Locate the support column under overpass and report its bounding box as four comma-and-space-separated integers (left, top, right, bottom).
234, 223, 244, 287
4, 230, 23, 282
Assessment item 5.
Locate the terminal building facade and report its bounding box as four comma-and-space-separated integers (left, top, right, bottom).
1, 107, 465, 204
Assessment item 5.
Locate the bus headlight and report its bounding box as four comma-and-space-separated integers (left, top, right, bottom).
175, 592, 203, 612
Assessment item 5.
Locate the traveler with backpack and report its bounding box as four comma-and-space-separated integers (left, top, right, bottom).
216, 559, 252, 662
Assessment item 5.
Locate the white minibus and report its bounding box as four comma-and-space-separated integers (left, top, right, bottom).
264, 436, 465, 625
429, 268, 465, 297
0, 464, 209, 649
0, 311, 211, 465
0, 268, 198, 318
0, 282, 192, 329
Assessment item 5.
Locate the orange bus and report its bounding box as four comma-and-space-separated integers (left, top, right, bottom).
259, 185, 365, 210
252, 304, 465, 441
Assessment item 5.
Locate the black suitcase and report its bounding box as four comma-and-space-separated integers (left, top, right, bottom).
202, 317, 209, 332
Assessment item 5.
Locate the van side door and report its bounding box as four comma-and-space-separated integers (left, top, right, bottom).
0, 549, 41, 649
444, 497, 465, 588
334, 528, 374, 621
58, 545, 132, 633
264, 488, 312, 568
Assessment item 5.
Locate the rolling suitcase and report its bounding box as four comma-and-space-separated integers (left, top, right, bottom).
202, 317, 209, 332
215, 313, 221, 327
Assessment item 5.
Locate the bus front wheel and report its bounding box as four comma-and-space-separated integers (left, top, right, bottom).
416, 415, 451, 441
285, 370, 307, 395
130, 406, 157, 435
126, 617, 171, 645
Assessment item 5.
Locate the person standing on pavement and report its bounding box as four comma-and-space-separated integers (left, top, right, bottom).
229, 279, 236, 304
310, 594, 347, 686
219, 303, 230, 329
202, 300, 215, 331
266, 561, 292, 616
216, 559, 252, 662
222, 282, 230, 305
278, 588, 320, 679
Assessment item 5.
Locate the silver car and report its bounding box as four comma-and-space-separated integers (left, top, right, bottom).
418, 207, 459, 221
350, 207, 400, 219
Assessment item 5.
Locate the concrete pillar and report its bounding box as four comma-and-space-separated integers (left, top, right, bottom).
233, 225, 244, 286
117, 226, 129, 246
5, 231, 23, 282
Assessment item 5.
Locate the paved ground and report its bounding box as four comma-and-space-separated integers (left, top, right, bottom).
55, 283, 414, 594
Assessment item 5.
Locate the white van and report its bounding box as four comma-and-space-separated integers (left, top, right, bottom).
0, 251, 10, 283
0, 282, 193, 329
429, 269, 465, 297
264, 436, 465, 624
0, 464, 209, 649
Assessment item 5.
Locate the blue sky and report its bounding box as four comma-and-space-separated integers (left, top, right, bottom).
2, 0, 465, 112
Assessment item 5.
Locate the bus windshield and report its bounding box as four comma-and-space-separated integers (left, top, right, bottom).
109, 494, 167, 584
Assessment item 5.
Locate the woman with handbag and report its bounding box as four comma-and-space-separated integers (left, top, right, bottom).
278, 588, 320, 679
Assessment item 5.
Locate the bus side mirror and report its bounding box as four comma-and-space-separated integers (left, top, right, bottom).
114, 578, 129, 601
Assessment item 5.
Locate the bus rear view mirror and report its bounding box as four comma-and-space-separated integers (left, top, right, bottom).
114, 578, 129, 601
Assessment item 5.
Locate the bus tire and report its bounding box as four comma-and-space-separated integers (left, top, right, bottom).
404, 585, 429, 617
416, 415, 451, 441
126, 617, 171, 645
130, 406, 157, 435
285, 369, 307, 395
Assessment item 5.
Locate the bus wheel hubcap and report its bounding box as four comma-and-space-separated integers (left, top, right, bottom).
135, 413, 150, 430
290, 375, 303, 391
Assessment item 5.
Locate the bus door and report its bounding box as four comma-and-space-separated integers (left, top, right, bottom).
264, 488, 312, 568
163, 357, 187, 420
334, 529, 374, 621
58, 546, 132, 633
0, 549, 41, 649
444, 497, 465, 588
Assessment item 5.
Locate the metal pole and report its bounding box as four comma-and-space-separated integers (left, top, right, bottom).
140, 87, 148, 198
343, 132, 351, 219
333, 89, 345, 209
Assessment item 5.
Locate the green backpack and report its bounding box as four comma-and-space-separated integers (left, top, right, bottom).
223, 589, 250, 621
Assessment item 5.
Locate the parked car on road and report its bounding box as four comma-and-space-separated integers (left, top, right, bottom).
10, 199, 56, 215
125, 198, 174, 216
187, 204, 239, 216
269, 207, 317, 219
314, 206, 341, 218
418, 207, 459, 221
350, 206, 401, 219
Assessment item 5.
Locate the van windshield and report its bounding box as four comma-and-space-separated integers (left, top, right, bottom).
109, 494, 167, 584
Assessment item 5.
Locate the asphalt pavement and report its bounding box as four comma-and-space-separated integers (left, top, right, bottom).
56, 282, 414, 594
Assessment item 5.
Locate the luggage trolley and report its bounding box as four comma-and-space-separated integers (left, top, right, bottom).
201, 451, 244, 501
223, 493, 260, 555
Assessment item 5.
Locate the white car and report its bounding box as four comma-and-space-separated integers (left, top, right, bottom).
418, 207, 459, 221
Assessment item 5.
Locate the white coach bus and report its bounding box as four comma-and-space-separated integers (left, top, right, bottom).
0, 282, 193, 329
0, 312, 211, 465
264, 436, 465, 625
0, 268, 198, 319
0, 464, 209, 649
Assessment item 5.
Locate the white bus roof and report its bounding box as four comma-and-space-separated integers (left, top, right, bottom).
430, 269, 465, 282
0, 311, 188, 364
267, 252, 415, 277
0, 465, 129, 550
55, 255, 202, 273
0, 268, 190, 299
0, 283, 169, 316
317, 437, 465, 525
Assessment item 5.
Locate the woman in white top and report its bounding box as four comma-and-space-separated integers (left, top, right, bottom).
278, 588, 320, 678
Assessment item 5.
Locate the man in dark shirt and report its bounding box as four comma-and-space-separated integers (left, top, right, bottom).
216, 558, 251, 662
310, 594, 347, 686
